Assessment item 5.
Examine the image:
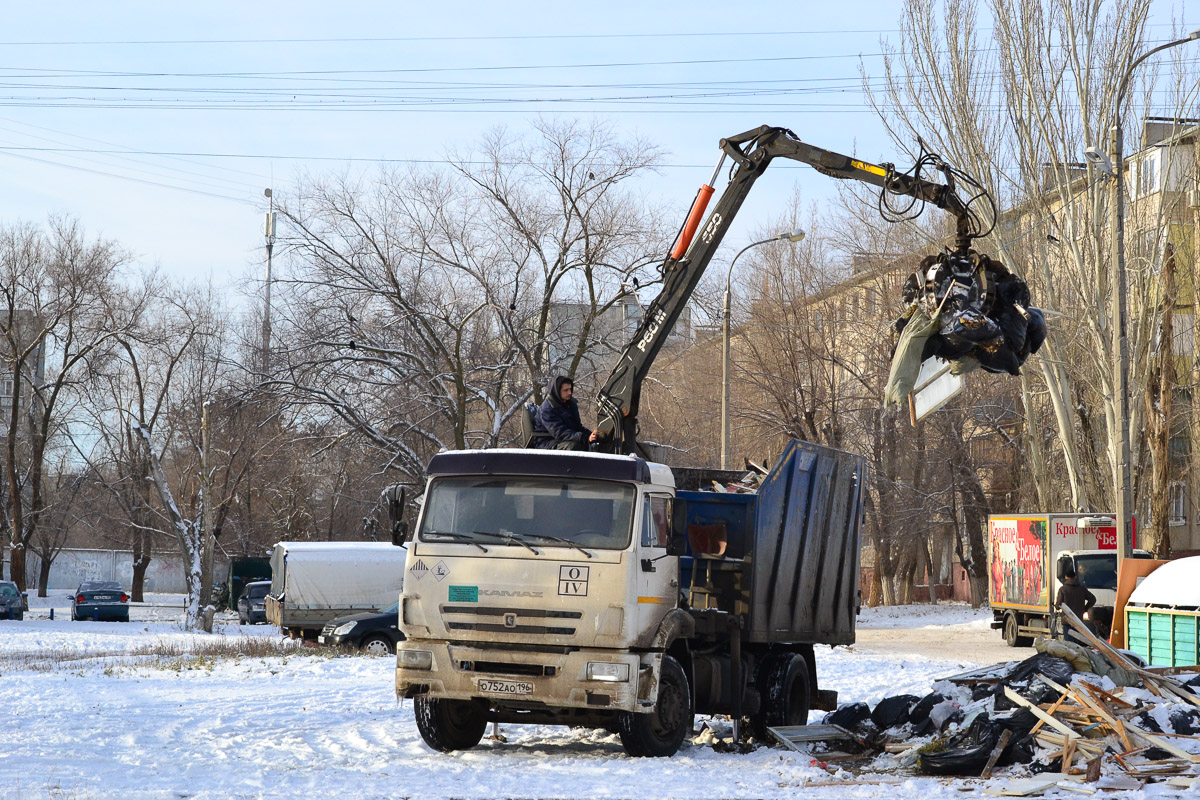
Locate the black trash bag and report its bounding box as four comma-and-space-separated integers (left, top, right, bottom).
971, 684, 994, 702
824, 702, 872, 733
975, 341, 1022, 376
917, 710, 1037, 776
1007, 653, 1075, 686
872, 694, 920, 730
908, 692, 947, 736
1147, 708, 1200, 735
1136, 710, 1164, 734
1171, 708, 1200, 735
1023, 307, 1047, 356
1184, 673, 1200, 689
909, 692, 946, 726
1029, 755, 1064, 774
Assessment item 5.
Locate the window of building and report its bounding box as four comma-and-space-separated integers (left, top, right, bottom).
1168, 481, 1186, 526
0, 372, 12, 408
1138, 150, 1160, 197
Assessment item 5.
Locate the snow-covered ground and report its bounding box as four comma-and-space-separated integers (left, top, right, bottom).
0, 601, 1182, 799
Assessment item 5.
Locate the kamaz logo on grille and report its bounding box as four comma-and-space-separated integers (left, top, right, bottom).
503, 613, 517, 628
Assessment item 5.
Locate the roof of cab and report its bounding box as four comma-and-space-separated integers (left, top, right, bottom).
427, 448, 658, 485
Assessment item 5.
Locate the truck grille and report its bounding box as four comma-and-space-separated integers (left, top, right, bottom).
457, 660, 553, 677
447, 621, 576, 635
442, 604, 581, 637
443, 605, 582, 620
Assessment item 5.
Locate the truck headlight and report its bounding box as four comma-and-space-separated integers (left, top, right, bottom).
399, 649, 433, 670
333, 621, 357, 635
585, 661, 630, 682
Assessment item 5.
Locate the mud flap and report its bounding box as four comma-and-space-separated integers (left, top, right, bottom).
815, 689, 838, 712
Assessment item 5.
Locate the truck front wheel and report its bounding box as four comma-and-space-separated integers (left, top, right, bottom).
617, 655, 693, 757
414, 697, 488, 752
750, 654, 811, 740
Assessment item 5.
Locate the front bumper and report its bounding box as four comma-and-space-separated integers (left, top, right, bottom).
317, 631, 356, 648
246, 608, 267, 624
395, 639, 661, 713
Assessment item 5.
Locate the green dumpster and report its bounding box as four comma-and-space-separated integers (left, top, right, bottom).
1123, 555, 1200, 667
228, 557, 272, 612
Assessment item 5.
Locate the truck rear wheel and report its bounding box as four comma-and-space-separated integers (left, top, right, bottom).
750, 653, 811, 740
617, 655, 692, 757
1003, 612, 1032, 648
414, 697, 488, 752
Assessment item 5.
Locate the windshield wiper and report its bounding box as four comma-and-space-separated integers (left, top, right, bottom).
473, 530, 542, 555
422, 531, 488, 552
522, 534, 594, 559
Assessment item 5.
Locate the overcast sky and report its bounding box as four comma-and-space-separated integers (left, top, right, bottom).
1, 2, 1195, 298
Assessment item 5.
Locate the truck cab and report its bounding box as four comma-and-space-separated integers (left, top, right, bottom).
1055, 549, 1150, 636
396, 449, 684, 752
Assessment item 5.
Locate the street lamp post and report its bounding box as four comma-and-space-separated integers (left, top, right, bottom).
1091, 28, 1200, 570
721, 228, 806, 470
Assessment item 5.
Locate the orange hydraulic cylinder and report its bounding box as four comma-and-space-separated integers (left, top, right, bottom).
669, 184, 715, 260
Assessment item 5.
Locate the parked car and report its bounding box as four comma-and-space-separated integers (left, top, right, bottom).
0, 580, 23, 620
237, 580, 271, 625
318, 602, 404, 656
71, 581, 130, 622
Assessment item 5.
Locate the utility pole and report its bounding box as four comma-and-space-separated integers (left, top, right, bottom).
199, 400, 215, 630
262, 188, 277, 375
1098, 28, 1200, 575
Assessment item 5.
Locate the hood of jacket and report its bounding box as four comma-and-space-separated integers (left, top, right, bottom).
547, 375, 574, 409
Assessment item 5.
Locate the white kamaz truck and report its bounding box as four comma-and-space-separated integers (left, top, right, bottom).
393, 441, 864, 756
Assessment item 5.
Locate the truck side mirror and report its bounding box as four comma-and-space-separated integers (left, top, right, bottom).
387, 486, 410, 546
667, 498, 688, 556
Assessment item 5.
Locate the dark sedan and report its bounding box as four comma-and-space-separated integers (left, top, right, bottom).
237, 580, 270, 625
318, 603, 404, 656
0, 580, 23, 620
71, 581, 130, 621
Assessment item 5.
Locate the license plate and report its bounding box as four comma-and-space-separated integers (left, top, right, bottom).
317, 635, 326, 644
93, 595, 114, 601
477, 678, 533, 696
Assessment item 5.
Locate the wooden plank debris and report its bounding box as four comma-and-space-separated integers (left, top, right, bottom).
980, 729, 1013, 779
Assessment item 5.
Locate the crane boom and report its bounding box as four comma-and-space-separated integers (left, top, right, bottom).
597, 125, 986, 455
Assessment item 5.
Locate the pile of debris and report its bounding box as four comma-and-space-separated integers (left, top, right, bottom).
709, 461, 768, 494
778, 607, 1200, 793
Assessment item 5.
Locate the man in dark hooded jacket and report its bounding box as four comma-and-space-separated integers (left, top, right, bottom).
1056, 567, 1097, 642
535, 376, 599, 450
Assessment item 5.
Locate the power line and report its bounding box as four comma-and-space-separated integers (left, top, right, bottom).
0, 23, 1189, 46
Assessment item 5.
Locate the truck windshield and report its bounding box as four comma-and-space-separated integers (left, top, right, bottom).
419, 476, 636, 551
1072, 554, 1117, 591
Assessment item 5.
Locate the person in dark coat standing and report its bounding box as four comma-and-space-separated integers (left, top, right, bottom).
1056, 567, 1097, 642
535, 376, 599, 450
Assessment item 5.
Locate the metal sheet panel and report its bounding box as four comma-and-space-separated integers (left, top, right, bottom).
747, 441, 864, 645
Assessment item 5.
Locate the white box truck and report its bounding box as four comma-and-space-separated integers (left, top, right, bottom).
987, 513, 1145, 646
265, 541, 406, 640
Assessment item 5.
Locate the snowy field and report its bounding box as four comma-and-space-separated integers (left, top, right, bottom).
0, 601, 1183, 800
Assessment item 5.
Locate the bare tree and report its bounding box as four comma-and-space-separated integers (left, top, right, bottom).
867, 0, 1198, 556
0, 218, 134, 591
269, 120, 666, 480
